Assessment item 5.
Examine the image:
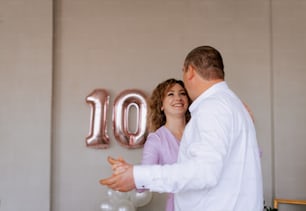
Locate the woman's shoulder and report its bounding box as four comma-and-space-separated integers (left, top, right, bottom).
150, 126, 168, 136
143, 128, 163, 149
146, 126, 167, 141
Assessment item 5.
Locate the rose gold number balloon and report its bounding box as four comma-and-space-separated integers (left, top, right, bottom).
85, 89, 110, 149
112, 89, 148, 149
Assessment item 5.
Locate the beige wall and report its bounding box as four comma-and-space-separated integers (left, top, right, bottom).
0, 0, 305, 211
0, 0, 52, 210
273, 0, 306, 203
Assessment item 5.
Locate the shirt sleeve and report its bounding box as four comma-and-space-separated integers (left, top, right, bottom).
136, 133, 161, 192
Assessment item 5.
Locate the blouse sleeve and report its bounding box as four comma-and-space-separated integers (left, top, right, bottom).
141, 133, 161, 165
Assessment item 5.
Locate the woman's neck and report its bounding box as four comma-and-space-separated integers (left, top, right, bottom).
165, 117, 186, 141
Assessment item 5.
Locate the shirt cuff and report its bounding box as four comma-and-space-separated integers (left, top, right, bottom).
133, 165, 153, 190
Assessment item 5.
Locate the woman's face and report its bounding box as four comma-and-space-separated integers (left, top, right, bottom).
161, 83, 189, 117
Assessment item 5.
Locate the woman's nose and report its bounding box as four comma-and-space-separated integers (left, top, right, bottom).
175, 94, 183, 100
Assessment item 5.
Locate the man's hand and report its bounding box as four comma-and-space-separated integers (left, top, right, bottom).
99, 156, 136, 192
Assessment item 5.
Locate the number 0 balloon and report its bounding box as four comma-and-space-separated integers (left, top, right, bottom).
112, 89, 148, 149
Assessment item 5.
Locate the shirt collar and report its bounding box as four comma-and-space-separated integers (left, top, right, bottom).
189, 81, 228, 113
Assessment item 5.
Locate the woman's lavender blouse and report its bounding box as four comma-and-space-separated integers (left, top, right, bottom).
141, 126, 180, 211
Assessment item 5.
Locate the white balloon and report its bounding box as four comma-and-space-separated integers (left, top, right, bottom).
106, 188, 115, 198
115, 199, 136, 211
106, 189, 130, 202
100, 198, 115, 211
129, 189, 152, 207
112, 190, 130, 202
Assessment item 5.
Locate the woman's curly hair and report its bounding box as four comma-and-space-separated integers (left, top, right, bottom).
147, 78, 191, 132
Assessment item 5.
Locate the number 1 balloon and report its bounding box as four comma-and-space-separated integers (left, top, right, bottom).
85, 89, 110, 149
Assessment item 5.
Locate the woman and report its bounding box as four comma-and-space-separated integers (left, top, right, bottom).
140, 78, 191, 211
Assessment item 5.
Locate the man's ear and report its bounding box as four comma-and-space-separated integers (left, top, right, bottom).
186, 65, 196, 80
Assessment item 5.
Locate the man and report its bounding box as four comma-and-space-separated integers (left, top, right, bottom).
100, 45, 263, 211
